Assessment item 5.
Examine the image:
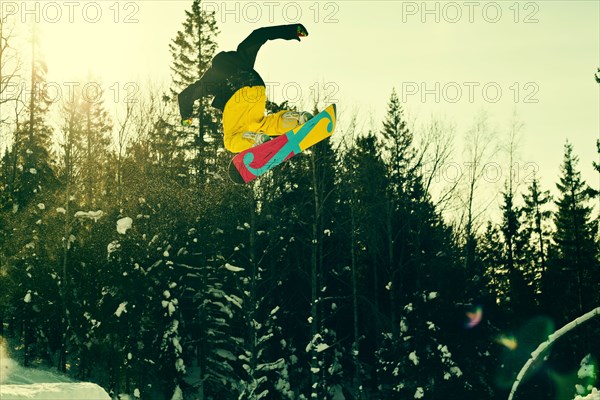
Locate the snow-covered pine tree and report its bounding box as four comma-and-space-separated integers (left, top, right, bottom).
379, 89, 416, 339
306, 105, 338, 400
2, 24, 61, 368
0, 14, 23, 353
376, 291, 465, 399
374, 89, 475, 399
337, 130, 388, 396
235, 267, 294, 400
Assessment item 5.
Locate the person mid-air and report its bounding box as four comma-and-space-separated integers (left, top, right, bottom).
178, 24, 313, 153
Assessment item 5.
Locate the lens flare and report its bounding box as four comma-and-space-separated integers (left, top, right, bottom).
496, 335, 518, 350
494, 317, 555, 390
465, 306, 483, 328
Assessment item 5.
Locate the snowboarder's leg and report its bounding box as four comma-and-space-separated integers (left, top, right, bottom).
223, 86, 269, 153
222, 85, 313, 153
252, 109, 313, 136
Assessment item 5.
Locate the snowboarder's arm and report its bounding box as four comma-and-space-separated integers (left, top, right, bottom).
236, 24, 308, 67
178, 77, 211, 123
177, 64, 222, 123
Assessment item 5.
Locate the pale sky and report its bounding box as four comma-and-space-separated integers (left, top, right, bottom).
6, 0, 600, 209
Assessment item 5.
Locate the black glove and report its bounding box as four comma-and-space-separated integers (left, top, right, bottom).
295, 24, 308, 40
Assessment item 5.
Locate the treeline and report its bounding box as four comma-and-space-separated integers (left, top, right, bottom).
1, 2, 599, 399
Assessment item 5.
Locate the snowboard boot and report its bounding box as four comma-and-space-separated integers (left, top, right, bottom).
242, 131, 271, 147
282, 111, 313, 127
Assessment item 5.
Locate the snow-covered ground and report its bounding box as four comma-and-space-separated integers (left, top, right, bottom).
0, 383, 110, 400
0, 342, 110, 400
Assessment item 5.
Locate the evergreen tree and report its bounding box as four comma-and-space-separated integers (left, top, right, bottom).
338, 130, 388, 395
234, 259, 293, 400
167, 0, 220, 185
499, 187, 534, 318
79, 79, 113, 209
548, 142, 599, 320
374, 90, 470, 398
480, 222, 507, 302
521, 175, 552, 300
376, 291, 465, 399
379, 89, 415, 337
12, 25, 56, 209
2, 26, 60, 367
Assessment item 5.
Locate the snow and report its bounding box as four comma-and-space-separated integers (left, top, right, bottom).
117, 217, 133, 234
107, 241, 121, 255
575, 355, 598, 398
0, 383, 110, 399
161, 299, 177, 316
438, 344, 451, 359
575, 389, 600, 400
215, 349, 237, 361
305, 333, 323, 353
0, 343, 110, 399
409, 351, 419, 366
115, 302, 128, 317
578, 355, 596, 379
224, 294, 243, 309
170, 385, 183, 400
224, 263, 245, 272
414, 387, 425, 399
175, 358, 185, 373
75, 210, 104, 222
315, 343, 330, 353
256, 358, 285, 371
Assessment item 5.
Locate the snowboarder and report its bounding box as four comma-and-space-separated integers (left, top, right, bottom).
178, 24, 313, 153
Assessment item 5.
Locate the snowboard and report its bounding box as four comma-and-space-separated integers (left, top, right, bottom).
228, 104, 337, 184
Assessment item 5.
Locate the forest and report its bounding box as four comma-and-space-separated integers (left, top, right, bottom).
0, 2, 599, 399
